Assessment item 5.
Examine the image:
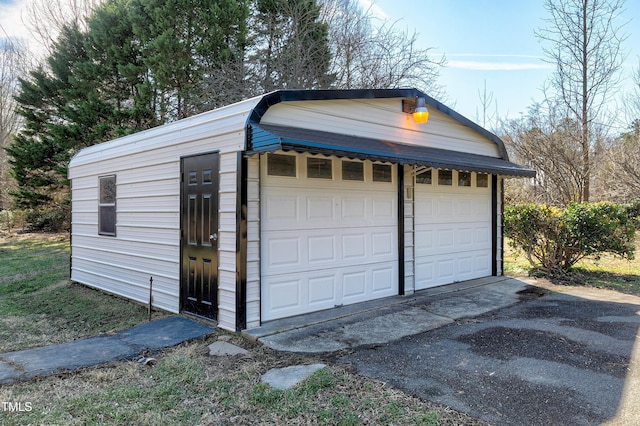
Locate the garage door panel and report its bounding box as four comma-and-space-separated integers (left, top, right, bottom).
415, 180, 492, 291
343, 234, 366, 259
416, 259, 434, 285
308, 275, 336, 306
372, 197, 395, 220
264, 229, 395, 276
343, 271, 366, 299
267, 237, 301, 267
417, 225, 490, 254
342, 198, 366, 220
475, 226, 491, 244
438, 198, 455, 217
307, 197, 336, 221
372, 231, 394, 256
372, 266, 395, 293
475, 253, 491, 275
308, 235, 336, 263
438, 228, 455, 248
265, 277, 303, 315
459, 255, 474, 274
262, 158, 398, 321
458, 227, 474, 246
265, 194, 298, 225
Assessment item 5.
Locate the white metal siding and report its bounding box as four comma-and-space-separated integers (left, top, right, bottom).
403, 165, 415, 294
69, 96, 261, 332
246, 156, 262, 329
259, 99, 501, 158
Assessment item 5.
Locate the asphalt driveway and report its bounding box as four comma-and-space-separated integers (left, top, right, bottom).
250, 278, 640, 425
338, 283, 640, 426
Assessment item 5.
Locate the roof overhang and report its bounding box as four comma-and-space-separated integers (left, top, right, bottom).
247, 123, 537, 178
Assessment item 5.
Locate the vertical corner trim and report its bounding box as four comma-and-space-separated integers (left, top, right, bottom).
491, 174, 498, 276
235, 153, 248, 331
397, 165, 405, 296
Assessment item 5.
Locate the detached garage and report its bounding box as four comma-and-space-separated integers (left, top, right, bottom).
68, 88, 535, 332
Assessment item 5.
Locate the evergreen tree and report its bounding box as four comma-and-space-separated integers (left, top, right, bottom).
249, 0, 333, 92
8, 0, 249, 219
129, 0, 249, 119
8, 25, 90, 209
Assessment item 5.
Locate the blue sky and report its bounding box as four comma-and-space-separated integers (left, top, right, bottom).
3, 0, 639, 127
365, 0, 640, 126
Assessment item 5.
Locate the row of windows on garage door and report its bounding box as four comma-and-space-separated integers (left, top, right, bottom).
259, 153, 493, 321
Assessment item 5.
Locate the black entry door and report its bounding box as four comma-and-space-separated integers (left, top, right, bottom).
181, 152, 219, 320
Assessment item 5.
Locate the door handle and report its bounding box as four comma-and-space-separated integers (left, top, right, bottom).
209, 233, 218, 241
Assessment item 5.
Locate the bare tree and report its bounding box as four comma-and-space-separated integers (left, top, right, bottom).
248, 0, 333, 93
0, 37, 29, 210
502, 102, 587, 205
476, 79, 501, 131
23, 0, 102, 54
536, 0, 627, 202
596, 120, 640, 202
320, 0, 445, 96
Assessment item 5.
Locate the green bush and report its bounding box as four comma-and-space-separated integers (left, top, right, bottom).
25, 206, 70, 232
0, 210, 28, 231
625, 198, 640, 228
0, 210, 15, 231
504, 202, 636, 274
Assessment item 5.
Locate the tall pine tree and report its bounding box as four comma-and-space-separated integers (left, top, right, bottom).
8, 0, 249, 225
249, 0, 333, 92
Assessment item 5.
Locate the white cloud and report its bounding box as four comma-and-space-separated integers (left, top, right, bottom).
0, 0, 30, 42
447, 60, 553, 71
444, 54, 553, 71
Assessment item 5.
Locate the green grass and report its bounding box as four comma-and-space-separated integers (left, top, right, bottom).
0, 234, 481, 425
0, 342, 454, 426
504, 233, 640, 296
0, 233, 166, 352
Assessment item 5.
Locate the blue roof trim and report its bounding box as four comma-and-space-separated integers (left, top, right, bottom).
246, 88, 511, 160
248, 124, 536, 178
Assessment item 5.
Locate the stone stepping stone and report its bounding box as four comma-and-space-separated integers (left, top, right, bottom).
261, 363, 326, 390
208, 341, 251, 357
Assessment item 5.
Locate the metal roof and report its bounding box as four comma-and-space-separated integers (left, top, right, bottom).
247, 123, 536, 178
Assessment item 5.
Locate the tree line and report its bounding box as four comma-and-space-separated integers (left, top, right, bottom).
0, 0, 443, 228
501, 0, 639, 206
2, 0, 640, 231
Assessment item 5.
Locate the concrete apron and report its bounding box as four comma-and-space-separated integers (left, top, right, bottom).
244, 276, 531, 353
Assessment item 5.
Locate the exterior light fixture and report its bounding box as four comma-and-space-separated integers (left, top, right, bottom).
402, 96, 429, 124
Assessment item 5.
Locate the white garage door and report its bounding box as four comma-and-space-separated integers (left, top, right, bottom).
261, 153, 398, 321
415, 169, 492, 290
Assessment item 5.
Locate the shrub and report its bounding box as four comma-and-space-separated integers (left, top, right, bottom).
25, 206, 70, 232
504, 202, 636, 274
0, 210, 28, 232
0, 210, 15, 231
625, 198, 640, 228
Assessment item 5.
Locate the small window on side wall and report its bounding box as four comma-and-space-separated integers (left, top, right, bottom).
477, 173, 489, 188
267, 154, 296, 177
99, 175, 116, 236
